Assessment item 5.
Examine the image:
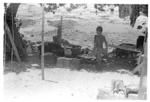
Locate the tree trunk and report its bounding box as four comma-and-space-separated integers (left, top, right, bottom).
119, 5, 131, 18
130, 5, 148, 27
4, 3, 27, 61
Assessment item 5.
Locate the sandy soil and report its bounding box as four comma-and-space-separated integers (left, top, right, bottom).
4, 68, 140, 102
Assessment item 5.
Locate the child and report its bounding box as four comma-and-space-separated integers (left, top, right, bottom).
94, 26, 108, 69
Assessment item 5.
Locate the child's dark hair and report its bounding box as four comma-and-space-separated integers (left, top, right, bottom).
96, 26, 103, 32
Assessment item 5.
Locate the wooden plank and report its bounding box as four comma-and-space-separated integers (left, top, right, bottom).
109, 44, 141, 53
5, 22, 21, 62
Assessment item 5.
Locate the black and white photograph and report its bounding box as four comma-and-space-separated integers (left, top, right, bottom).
1, 1, 149, 101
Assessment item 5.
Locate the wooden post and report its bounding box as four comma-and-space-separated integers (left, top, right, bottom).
138, 38, 147, 99
59, 16, 62, 38
41, 4, 45, 80
11, 7, 15, 63
58, 16, 63, 44
4, 6, 7, 64
60, 16, 63, 33
5, 22, 21, 63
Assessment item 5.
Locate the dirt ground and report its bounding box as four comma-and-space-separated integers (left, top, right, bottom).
4, 4, 142, 101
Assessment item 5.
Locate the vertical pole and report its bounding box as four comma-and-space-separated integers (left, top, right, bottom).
60, 16, 63, 40
11, 7, 14, 64
57, 16, 63, 44
41, 4, 45, 80
60, 16, 63, 25
138, 35, 147, 99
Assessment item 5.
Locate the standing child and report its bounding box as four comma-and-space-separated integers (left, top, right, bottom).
94, 26, 108, 70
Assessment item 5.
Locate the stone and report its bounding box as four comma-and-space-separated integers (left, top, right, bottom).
70, 58, 80, 70
56, 57, 72, 68
56, 57, 80, 70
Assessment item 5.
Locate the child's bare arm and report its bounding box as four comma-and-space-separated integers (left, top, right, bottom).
93, 36, 97, 55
